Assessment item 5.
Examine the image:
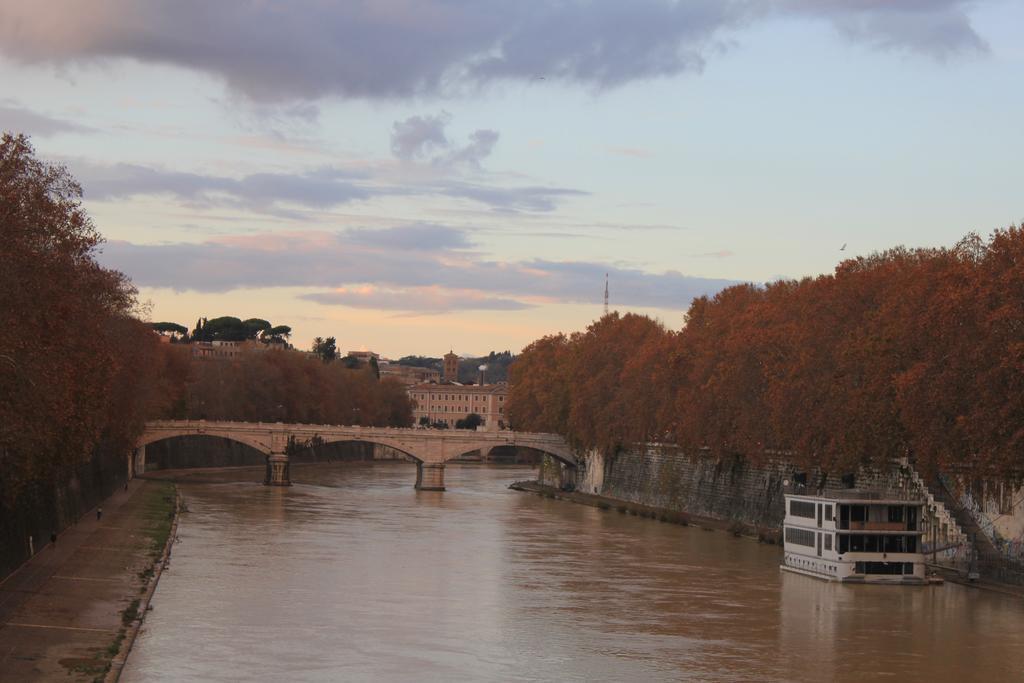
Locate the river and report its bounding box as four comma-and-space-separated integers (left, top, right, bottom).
123, 462, 1024, 682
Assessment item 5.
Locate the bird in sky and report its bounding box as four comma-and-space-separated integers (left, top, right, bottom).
840, 243, 847, 251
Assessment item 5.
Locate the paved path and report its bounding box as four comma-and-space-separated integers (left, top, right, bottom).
0, 480, 166, 681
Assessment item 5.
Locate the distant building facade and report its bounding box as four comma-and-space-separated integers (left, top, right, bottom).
379, 363, 441, 385
347, 350, 380, 363
189, 339, 287, 360
191, 339, 254, 360
409, 382, 508, 429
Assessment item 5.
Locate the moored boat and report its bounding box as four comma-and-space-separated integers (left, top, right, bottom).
781, 492, 927, 584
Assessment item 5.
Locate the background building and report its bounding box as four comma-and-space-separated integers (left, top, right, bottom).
379, 363, 441, 385
347, 350, 380, 363
409, 382, 508, 429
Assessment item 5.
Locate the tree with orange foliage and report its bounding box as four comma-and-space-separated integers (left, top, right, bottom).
173, 348, 413, 427
511, 226, 1024, 481
1, 133, 169, 509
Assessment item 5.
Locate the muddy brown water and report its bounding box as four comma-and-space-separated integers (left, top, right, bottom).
122, 463, 1024, 682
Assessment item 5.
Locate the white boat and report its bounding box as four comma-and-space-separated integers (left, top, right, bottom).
781, 492, 927, 584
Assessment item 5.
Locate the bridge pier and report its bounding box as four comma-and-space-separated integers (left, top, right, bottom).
265, 452, 291, 486
415, 462, 445, 491
130, 444, 146, 478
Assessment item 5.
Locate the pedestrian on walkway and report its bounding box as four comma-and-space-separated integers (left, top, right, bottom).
50, 532, 57, 547
97, 507, 102, 521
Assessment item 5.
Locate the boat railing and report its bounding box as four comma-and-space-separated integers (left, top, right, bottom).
783, 485, 920, 501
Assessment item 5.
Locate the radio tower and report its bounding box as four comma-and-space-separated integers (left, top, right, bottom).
603, 273, 609, 316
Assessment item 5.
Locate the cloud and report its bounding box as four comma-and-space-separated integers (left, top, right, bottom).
0, 2, 988, 103
72, 161, 370, 215
71, 158, 582, 214
302, 286, 531, 312
391, 112, 499, 168
783, 0, 987, 58
390, 112, 452, 161
0, 102, 93, 136
437, 181, 586, 213
445, 129, 500, 167
345, 224, 471, 251
97, 226, 741, 312
608, 147, 654, 158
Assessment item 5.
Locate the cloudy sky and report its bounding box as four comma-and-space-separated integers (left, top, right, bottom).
2, 1, 1021, 357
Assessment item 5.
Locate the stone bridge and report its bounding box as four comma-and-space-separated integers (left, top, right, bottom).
135, 420, 575, 491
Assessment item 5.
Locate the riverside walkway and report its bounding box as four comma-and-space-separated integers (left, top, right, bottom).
0, 479, 174, 682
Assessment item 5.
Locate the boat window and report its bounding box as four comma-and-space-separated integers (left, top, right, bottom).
854, 561, 914, 575
842, 535, 919, 554
790, 500, 816, 518
785, 527, 816, 547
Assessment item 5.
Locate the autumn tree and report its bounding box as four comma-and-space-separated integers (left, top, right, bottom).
510, 226, 1024, 480
0, 133, 169, 508
173, 348, 412, 427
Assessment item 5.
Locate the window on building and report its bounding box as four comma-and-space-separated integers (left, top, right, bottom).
824, 505, 833, 522
824, 535, 833, 551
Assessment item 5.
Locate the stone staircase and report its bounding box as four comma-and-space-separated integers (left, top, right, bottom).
901, 461, 971, 566
931, 474, 1016, 574
901, 460, 1024, 582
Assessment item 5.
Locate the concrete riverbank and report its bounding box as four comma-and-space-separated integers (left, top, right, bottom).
0, 480, 178, 682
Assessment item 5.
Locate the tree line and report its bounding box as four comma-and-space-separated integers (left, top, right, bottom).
1, 134, 175, 508
152, 317, 292, 344
161, 345, 410, 426
0, 134, 411, 511
509, 230, 1024, 479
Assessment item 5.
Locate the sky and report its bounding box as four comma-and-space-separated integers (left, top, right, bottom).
1, 0, 1021, 358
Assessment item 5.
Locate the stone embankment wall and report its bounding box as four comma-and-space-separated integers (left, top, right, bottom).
0, 441, 130, 580
538, 445, 965, 558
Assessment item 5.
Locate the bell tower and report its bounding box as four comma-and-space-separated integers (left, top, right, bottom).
443, 350, 459, 382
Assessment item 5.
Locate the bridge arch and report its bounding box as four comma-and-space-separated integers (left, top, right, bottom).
440, 441, 577, 468
313, 435, 423, 463
137, 430, 272, 455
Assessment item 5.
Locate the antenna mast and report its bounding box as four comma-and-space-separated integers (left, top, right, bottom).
603, 273, 609, 316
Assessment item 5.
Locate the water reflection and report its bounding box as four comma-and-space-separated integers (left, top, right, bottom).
124, 463, 1024, 682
